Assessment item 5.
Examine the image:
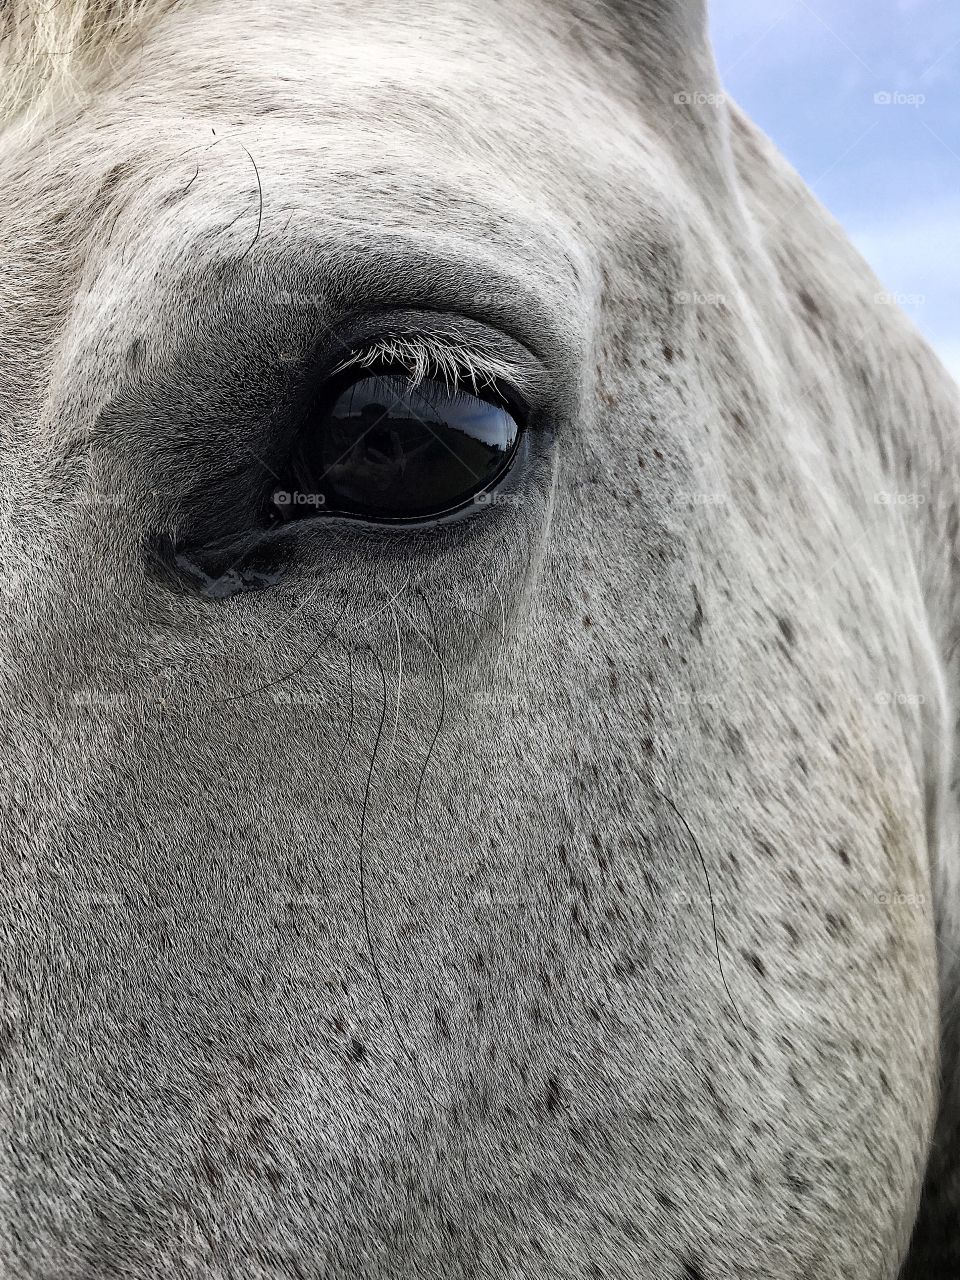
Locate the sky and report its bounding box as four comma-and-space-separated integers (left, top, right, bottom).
709, 0, 960, 381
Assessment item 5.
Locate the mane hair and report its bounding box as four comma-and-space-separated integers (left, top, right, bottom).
0, 0, 173, 122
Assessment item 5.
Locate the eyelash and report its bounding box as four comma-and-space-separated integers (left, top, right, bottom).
330, 333, 521, 399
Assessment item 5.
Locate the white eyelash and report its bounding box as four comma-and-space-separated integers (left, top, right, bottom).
331, 334, 519, 396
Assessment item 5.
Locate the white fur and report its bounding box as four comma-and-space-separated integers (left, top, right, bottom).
0, 2, 958, 1277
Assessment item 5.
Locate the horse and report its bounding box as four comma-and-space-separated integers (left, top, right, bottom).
1, 1, 958, 1276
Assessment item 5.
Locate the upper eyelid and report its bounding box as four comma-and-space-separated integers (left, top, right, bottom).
325, 314, 550, 407
331, 333, 521, 396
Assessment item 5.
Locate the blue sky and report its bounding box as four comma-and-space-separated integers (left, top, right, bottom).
710, 0, 960, 380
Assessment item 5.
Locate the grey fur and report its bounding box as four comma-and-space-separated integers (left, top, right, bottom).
0, 1, 958, 1277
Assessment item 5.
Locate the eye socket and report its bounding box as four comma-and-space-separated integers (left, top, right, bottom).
269, 365, 525, 525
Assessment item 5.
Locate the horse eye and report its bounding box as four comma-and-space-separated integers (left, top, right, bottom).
270, 369, 524, 524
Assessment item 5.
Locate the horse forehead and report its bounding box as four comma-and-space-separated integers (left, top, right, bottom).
5, 0, 719, 279
144, 0, 682, 82
64, 0, 691, 193
5, 3, 706, 364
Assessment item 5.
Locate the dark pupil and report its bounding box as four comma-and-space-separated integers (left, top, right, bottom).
273, 373, 521, 522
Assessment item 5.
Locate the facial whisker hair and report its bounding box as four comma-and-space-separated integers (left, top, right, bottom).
380, 604, 404, 772
217, 595, 349, 704
258, 582, 325, 652
345, 573, 414, 636
357, 642, 441, 1109
410, 589, 447, 824
644, 772, 753, 1040
237, 142, 263, 259
332, 642, 355, 776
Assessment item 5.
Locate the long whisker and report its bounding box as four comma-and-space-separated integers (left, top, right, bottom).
380, 604, 404, 771
644, 773, 752, 1038
237, 142, 263, 258
332, 644, 355, 775
217, 595, 348, 704
357, 643, 440, 1107
411, 590, 447, 823
258, 582, 324, 652
345, 574, 413, 636
495, 578, 508, 663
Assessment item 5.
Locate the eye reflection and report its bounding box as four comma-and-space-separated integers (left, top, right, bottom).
272, 372, 523, 524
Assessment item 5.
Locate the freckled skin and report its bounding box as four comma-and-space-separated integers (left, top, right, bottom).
0, 2, 959, 1278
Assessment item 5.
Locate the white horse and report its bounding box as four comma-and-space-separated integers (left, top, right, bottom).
1, 2, 958, 1277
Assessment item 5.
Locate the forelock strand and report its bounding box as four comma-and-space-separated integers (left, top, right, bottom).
0, 0, 175, 122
